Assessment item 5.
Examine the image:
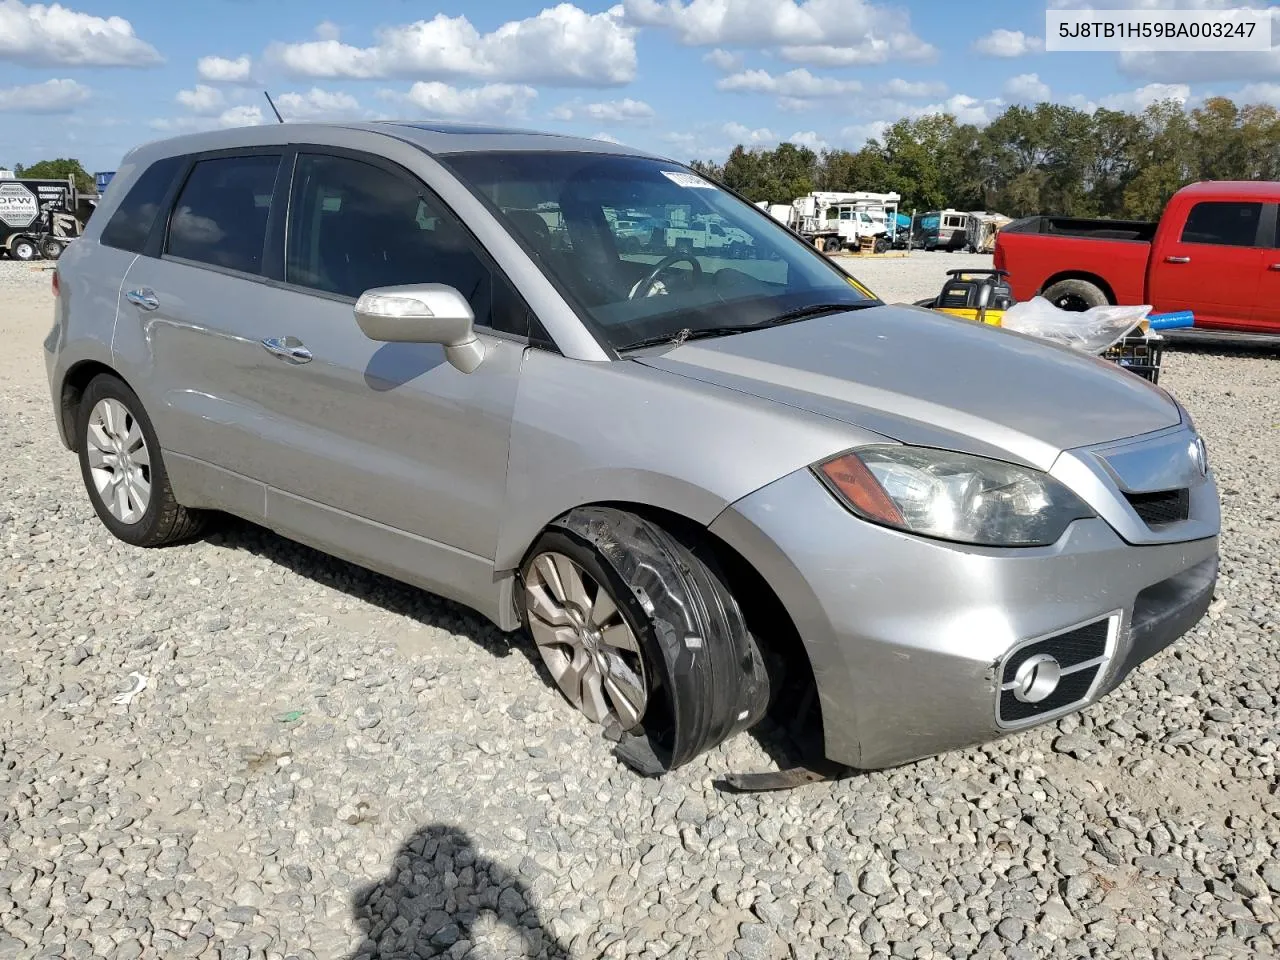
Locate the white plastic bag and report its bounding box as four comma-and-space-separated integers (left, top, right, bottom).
1001, 296, 1151, 355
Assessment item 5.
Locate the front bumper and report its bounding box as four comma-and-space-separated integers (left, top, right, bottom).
709, 468, 1219, 770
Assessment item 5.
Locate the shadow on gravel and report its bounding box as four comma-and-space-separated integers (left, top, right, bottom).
348, 824, 570, 960
206, 516, 516, 659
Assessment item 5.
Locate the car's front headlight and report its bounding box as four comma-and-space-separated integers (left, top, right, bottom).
815, 445, 1095, 547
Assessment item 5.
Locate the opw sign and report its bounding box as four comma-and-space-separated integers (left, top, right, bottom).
0, 182, 39, 228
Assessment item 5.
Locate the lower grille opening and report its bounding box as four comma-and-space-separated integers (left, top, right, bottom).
997, 615, 1115, 728
1125, 488, 1190, 526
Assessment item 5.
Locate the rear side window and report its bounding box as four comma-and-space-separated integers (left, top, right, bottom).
1180, 201, 1262, 247
166, 155, 280, 274
99, 156, 182, 253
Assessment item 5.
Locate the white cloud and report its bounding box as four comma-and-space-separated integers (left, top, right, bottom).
703, 47, 740, 70
722, 121, 776, 144
197, 54, 254, 84
717, 68, 861, 97
384, 81, 539, 119
269, 6, 636, 86
1233, 81, 1280, 107
910, 93, 1004, 126
275, 88, 366, 121
1004, 73, 1052, 103
0, 76, 89, 112
1099, 82, 1190, 111
973, 29, 1043, 58
314, 20, 341, 42
878, 78, 947, 98
151, 104, 264, 133
787, 130, 828, 151
623, 0, 934, 64
0, 0, 162, 67
840, 120, 889, 146
549, 97, 654, 122
176, 84, 226, 115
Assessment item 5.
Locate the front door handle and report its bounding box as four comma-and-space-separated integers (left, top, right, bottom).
1164, 256, 1191, 264
260, 336, 313, 364
1269, 263, 1280, 271
125, 288, 159, 310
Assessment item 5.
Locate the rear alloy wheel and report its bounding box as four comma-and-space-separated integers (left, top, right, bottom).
521, 507, 772, 775
11, 239, 36, 261
76, 374, 207, 547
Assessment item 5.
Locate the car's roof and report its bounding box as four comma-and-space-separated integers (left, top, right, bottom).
1174, 180, 1280, 199
127, 120, 666, 164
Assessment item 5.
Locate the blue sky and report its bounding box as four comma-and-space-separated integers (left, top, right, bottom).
2, 0, 1278, 173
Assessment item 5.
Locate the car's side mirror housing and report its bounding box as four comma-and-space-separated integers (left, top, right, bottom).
353, 284, 486, 373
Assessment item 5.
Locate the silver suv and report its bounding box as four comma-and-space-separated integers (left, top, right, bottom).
44, 122, 1220, 776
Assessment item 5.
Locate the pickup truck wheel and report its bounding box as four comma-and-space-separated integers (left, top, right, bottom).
76, 374, 208, 547
520, 507, 772, 775
1043, 278, 1109, 312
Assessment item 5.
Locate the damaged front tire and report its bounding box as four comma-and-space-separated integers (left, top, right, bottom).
519, 506, 772, 775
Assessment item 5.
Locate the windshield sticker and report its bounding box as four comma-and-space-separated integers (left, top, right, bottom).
661, 171, 715, 189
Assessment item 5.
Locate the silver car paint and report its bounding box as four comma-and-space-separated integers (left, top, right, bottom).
46, 122, 1221, 769
637, 306, 1182, 472
709, 467, 1218, 768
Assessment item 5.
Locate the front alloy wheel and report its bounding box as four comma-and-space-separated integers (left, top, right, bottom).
523, 551, 648, 729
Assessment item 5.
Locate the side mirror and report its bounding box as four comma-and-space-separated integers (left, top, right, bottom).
354, 284, 486, 373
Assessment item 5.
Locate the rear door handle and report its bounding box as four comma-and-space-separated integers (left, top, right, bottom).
261, 336, 313, 364
1164, 256, 1191, 264
125, 288, 159, 310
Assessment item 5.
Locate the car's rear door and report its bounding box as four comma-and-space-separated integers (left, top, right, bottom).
1255, 203, 1280, 332
116, 147, 288, 520
1147, 199, 1266, 331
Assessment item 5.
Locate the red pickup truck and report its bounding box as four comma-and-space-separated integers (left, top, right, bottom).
994, 181, 1280, 336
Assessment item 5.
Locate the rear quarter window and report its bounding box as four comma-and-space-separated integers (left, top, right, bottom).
99, 156, 183, 254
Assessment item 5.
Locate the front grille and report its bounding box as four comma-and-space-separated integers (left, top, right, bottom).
996, 616, 1115, 728
1125, 488, 1190, 526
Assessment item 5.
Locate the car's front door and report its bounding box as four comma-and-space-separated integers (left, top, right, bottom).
1148, 199, 1266, 331
245, 150, 532, 574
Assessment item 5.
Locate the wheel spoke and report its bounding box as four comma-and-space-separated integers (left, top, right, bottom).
114, 482, 130, 521
86, 445, 110, 470
130, 442, 150, 470
528, 618, 578, 653
588, 588, 618, 629
129, 472, 151, 511
533, 554, 567, 604
599, 622, 640, 654
123, 420, 145, 457
602, 661, 646, 729
102, 399, 125, 439
578, 659, 609, 723
552, 554, 592, 616
525, 581, 571, 627
87, 423, 112, 452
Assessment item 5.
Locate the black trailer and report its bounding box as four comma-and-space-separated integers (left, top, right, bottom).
0, 176, 83, 261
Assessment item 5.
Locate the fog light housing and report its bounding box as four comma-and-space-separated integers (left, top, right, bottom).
1012, 653, 1061, 703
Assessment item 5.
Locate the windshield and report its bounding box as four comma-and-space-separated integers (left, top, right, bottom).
440, 151, 879, 350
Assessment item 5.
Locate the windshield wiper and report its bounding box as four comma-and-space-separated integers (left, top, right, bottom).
618, 301, 878, 352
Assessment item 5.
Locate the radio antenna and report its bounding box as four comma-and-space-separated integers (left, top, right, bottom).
263, 91, 285, 123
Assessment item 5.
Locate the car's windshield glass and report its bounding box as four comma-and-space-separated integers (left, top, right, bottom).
440, 151, 878, 350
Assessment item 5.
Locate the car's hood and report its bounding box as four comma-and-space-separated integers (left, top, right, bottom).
634, 304, 1181, 471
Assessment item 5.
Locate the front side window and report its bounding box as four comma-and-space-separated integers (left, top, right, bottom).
285, 154, 508, 331
166, 155, 280, 274
100, 155, 182, 254
441, 152, 877, 351
1180, 201, 1263, 247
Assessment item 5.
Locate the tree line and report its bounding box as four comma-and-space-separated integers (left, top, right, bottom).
689, 96, 1280, 221
2, 158, 96, 193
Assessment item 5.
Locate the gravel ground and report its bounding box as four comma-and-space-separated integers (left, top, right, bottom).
1, 253, 1279, 960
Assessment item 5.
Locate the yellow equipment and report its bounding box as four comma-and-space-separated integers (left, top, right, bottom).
915, 269, 1014, 326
